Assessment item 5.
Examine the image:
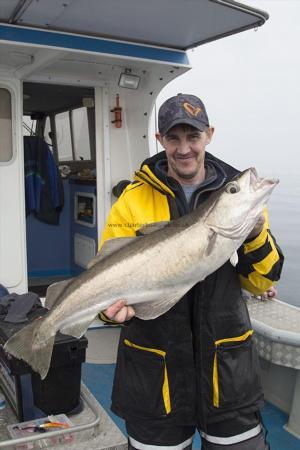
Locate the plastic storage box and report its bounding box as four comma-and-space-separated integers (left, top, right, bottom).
0, 309, 88, 421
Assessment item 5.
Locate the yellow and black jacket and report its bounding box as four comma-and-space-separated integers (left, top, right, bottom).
100, 151, 284, 428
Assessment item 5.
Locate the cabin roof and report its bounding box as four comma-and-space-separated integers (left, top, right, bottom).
1, 0, 268, 51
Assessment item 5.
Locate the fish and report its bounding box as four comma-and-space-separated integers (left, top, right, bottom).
4, 167, 278, 380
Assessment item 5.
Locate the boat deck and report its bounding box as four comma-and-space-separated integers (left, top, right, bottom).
82, 363, 300, 449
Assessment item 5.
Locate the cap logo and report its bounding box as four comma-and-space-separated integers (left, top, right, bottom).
182, 102, 202, 118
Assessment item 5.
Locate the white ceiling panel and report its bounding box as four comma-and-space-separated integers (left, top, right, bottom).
0, 42, 38, 70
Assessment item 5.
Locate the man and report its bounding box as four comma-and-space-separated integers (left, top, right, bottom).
99, 94, 284, 449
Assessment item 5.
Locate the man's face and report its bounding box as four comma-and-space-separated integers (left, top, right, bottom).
156, 125, 214, 184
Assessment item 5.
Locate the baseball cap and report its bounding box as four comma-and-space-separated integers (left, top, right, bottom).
158, 93, 209, 136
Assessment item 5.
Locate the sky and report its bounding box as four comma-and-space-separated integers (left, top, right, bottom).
151, 0, 300, 305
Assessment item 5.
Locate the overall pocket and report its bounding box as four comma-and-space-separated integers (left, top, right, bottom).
123, 339, 171, 417
213, 330, 261, 408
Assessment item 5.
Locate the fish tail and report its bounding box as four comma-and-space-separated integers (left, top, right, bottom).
4, 318, 55, 380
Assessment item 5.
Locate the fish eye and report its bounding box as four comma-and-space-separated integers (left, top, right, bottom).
225, 181, 240, 194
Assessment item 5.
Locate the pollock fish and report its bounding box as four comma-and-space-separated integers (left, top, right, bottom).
4, 168, 278, 379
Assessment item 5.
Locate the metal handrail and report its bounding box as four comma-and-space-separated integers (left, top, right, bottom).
0, 384, 101, 448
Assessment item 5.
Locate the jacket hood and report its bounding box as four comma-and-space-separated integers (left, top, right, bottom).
134, 151, 233, 199
134, 151, 175, 197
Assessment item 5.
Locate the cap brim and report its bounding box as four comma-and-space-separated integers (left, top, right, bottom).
159, 118, 209, 136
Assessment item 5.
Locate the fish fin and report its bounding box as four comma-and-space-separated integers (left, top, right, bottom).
60, 314, 95, 338
45, 278, 74, 309
134, 284, 194, 320
205, 230, 218, 256
87, 237, 138, 269
4, 318, 55, 380
138, 221, 169, 235
230, 251, 239, 267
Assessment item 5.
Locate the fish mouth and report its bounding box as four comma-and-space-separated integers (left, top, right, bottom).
249, 167, 279, 193
206, 168, 279, 240
248, 168, 279, 218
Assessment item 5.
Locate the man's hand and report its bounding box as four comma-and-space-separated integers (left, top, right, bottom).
247, 213, 265, 240
104, 299, 135, 323
261, 286, 277, 300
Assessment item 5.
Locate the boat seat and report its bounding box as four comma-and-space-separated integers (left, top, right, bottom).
247, 297, 300, 439
247, 298, 300, 369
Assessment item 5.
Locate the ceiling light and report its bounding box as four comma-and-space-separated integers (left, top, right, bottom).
118, 70, 140, 90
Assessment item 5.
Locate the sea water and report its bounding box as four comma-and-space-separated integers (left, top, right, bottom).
270, 174, 300, 308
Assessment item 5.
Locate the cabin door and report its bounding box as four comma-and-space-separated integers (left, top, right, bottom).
0, 78, 28, 294
22, 81, 102, 296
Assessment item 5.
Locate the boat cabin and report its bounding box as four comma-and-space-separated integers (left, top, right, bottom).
0, 0, 268, 295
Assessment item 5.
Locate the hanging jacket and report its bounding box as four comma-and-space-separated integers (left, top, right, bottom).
99, 151, 284, 429
24, 136, 64, 225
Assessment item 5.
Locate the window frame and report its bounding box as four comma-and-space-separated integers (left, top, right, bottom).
52, 104, 95, 167
0, 85, 15, 165
54, 109, 74, 162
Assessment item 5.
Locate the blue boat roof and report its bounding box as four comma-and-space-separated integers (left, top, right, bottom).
0, 23, 189, 65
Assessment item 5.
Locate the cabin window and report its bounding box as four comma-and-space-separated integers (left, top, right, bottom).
55, 111, 73, 161
55, 107, 92, 162
23, 116, 36, 136
72, 107, 91, 161
44, 116, 53, 149
0, 88, 13, 162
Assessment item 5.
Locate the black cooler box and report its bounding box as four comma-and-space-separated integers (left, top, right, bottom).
0, 309, 88, 421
